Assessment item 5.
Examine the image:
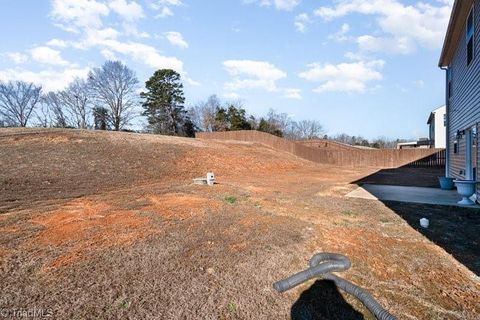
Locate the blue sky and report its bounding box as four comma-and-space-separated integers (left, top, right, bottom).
0, 0, 454, 139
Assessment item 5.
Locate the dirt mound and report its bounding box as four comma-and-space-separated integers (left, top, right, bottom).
0, 128, 308, 213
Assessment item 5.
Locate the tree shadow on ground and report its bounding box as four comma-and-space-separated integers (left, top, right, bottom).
291, 279, 364, 320
385, 201, 480, 275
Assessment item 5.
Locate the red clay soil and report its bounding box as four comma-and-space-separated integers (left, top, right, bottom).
0, 128, 478, 319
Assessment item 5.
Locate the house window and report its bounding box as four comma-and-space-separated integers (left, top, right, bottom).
443, 114, 447, 127
454, 140, 458, 154
467, 7, 474, 65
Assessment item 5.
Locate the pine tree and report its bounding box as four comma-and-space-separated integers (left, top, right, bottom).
141, 69, 188, 135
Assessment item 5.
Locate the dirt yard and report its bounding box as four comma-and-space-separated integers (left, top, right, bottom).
0, 129, 479, 319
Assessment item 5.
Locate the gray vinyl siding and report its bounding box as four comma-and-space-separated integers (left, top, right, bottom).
447, 0, 480, 192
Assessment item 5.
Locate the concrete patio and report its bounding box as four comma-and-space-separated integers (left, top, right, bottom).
346, 184, 480, 208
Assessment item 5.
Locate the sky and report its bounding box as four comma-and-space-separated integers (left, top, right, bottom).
0, 0, 454, 139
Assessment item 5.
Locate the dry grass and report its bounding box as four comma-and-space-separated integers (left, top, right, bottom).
0, 128, 479, 319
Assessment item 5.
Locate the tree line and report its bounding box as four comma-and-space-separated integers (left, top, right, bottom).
187, 95, 326, 140
0, 60, 325, 140
327, 133, 410, 149
0, 61, 193, 135
0, 60, 405, 147
0, 61, 137, 131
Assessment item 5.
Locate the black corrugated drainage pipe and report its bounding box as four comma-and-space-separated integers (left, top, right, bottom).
273, 253, 396, 320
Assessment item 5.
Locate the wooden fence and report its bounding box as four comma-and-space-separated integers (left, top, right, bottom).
196, 130, 444, 168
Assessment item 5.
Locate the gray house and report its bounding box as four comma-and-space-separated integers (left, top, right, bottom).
439, 0, 479, 194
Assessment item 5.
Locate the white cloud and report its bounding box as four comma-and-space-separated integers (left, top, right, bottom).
294, 13, 311, 33
0, 67, 90, 92
108, 0, 144, 21
73, 27, 121, 49
283, 88, 302, 99
51, 0, 110, 32
155, 0, 183, 5
223, 60, 287, 92
224, 92, 240, 99
163, 31, 189, 49
328, 23, 350, 42
150, 0, 183, 18
3, 0, 191, 93
48, 0, 185, 74
299, 60, 385, 94
413, 79, 425, 88
245, 0, 301, 11
157, 7, 173, 18
2, 52, 29, 64
356, 35, 415, 54
276, 0, 301, 11
100, 49, 117, 60
103, 39, 184, 72
108, 0, 147, 37
232, 22, 241, 33
46, 39, 68, 48
314, 0, 453, 54
344, 51, 364, 61
30, 47, 69, 66
51, 0, 137, 44
51, 0, 146, 38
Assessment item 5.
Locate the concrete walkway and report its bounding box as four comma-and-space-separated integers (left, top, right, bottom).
346, 184, 480, 208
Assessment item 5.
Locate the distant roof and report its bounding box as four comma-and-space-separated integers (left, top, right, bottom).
397, 141, 418, 146
439, 0, 474, 67
427, 105, 446, 124
432, 105, 446, 113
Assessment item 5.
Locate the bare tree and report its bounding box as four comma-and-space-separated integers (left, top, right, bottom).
329, 133, 408, 149
332, 133, 370, 147
266, 109, 291, 133
58, 78, 90, 129
291, 120, 325, 140
88, 61, 139, 131
188, 95, 221, 132
371, 136, 400, 149
42, 92, 72, 128
34, 102, 53, 128
0, 81, 42, 127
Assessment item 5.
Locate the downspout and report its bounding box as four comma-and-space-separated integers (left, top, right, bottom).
441, 66, 450, 177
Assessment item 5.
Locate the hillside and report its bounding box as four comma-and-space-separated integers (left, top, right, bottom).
0, 128, 311, 212
0, 129, 478, 319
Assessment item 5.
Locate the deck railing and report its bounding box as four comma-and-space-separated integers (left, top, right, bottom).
406, 149, 446, 167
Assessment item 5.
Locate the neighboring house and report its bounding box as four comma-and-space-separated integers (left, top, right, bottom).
439, 0, 479, 185
396, 106, 446, 150
427, 105, 447, 149
396, 139, 431, 150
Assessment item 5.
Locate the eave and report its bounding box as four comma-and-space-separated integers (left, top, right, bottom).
438, 0, 474, 68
